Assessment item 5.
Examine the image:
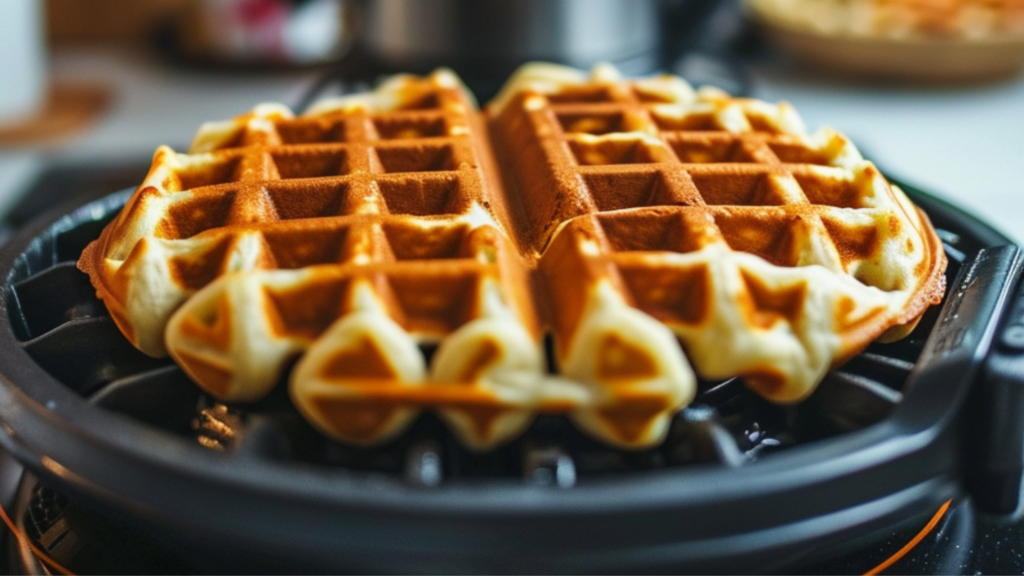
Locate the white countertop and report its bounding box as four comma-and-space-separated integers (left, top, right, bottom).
0, 48, 313, 215
2, 46, 1022, 243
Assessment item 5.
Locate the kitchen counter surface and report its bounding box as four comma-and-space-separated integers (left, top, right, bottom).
1, 46, 1022, 243
0, 48, 312, 216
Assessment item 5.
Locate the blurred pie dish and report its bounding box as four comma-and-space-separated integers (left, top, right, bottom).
746, 0, 1024, 81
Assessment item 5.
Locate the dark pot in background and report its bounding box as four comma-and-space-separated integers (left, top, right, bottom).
357, 0, 722, 97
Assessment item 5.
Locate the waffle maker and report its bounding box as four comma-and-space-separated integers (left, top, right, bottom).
0, 167, 1019, 574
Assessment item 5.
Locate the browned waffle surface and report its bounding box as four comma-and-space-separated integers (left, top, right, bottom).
78, 64, 946, 451
490, 63, 945, 405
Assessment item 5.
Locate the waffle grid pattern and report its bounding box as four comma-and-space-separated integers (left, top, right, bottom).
79, 65, 946, 451
490, 65, 944, 408
85, 74, 523, 347
82, 72, 566, 449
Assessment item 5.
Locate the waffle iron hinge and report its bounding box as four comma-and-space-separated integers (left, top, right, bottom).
964, 244, 1024, 518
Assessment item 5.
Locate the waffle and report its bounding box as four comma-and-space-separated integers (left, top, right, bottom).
746, 0, 1024, 38
489, 62, 946, 402
78, 63, 946, 451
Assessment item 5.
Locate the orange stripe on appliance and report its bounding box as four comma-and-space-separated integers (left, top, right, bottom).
863, 499, 952, 576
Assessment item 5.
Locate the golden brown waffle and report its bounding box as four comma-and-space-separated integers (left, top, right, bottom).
78, 63, 946, 451
488, 63, 946, 409
80, 70, 557, 450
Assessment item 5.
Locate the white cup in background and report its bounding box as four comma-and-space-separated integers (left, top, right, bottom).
0, 0, 46, 125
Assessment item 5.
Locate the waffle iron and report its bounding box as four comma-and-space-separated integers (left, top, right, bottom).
0, 177, 1020, 574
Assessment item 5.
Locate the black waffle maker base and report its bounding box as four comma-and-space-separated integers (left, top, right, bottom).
0, 171, 1022, 574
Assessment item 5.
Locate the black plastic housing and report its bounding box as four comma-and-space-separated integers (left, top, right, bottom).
974, 268, 1024, 517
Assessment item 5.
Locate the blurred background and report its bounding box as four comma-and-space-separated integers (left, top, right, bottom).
0, 0, 1022, 242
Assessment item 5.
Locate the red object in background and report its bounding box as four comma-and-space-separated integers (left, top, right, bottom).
172, 0, 352, 66
229, 0, 289, 59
